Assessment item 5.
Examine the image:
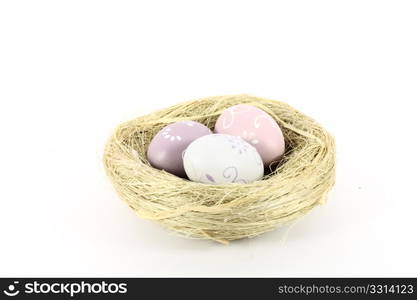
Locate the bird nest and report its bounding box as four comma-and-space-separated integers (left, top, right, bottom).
103, 95, 336, 244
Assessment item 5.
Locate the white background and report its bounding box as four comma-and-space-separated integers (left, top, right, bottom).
1, 0, 416, 277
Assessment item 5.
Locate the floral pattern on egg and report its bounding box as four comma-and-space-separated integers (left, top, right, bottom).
215, 104, 285, 165
161, 127, 182, 141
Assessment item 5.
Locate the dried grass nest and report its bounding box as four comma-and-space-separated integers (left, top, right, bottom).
103, 95, 336, 244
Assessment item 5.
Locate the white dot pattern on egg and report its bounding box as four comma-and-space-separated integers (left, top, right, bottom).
183, 134, 264, 184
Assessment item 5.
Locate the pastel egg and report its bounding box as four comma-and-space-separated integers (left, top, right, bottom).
183, 134, 264, 184
147, 121, 212, 177
215, 104, 285, 165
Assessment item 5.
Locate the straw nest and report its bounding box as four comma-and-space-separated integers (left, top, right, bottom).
103, 95, 336, 244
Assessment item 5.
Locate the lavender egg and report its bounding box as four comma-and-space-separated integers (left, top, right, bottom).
147, 121, 212, 177
183, 134, 264, 184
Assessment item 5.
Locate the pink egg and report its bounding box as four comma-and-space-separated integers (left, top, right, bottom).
214, 104, 285, 165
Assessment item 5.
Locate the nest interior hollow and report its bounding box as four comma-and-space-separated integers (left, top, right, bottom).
103, 95, 336, 243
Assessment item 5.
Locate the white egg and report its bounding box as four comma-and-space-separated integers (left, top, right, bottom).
183, 134, 264, 184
